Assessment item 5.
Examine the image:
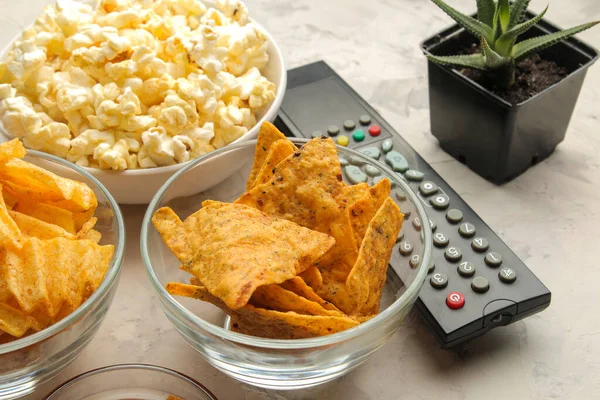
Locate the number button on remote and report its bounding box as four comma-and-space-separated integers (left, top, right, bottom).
398, 241, 413, 256
446, 292, 465, 309
412, 217, 422, 231
430, 273, 448, 289
433, 232, 449, 247
446, 209, 463, 224
471, 237, 489, 252
445, 246, 462, 262
471, 276, 490, 293
419, 181, 438, 196
459, 222, 476, 238
485, 252, 502, 267
458, 261, 475, 277
430, 194, 450, 210
344, 166, 367, 184
429, 219, 437, 232
405, 170, 424, 181
499, 267, 516, 283
409, 254, 421, 269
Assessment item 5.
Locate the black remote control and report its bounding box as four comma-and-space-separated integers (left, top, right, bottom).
274, 60, 551, 348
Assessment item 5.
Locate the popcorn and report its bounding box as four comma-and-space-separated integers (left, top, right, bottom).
0, 0, 275, 170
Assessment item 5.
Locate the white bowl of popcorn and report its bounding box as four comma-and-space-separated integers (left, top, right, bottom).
0, 0, 286, 204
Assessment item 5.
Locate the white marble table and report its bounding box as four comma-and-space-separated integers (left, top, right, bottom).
3, 0, 599, 399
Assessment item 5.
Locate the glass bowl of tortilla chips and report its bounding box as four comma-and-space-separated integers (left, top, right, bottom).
0, 140, 125, 399
142, 123, 432, 390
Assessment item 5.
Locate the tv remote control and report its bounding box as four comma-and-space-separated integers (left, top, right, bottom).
274, 60, 551, 348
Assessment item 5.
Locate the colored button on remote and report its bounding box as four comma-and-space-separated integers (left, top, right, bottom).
446, 292, 465, 309
337, 135, 349, 146
353, 130, 365, 142
368, 125, 381, 136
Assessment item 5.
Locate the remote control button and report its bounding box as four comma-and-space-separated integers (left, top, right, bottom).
412, 217, 422, 231
430, 194, 450, 210
485, 252, 502, 267
368, 125, 381, 136
403, 209, 411, 219
471, 276, 490, 293
430, 273, 448, 289
429, 219, 437, 232
419, 181, 438, 196
394, 190, 407, 201
381, 139, 393, 153
409, 254, 420, 269
446, 209, 463, 224
499, 267, 516, 283
311, 130, 323, 138
374, 175, 396, 188
339, 157, 349, 166
385, 151, 409, 173
353, 130, 365, 142
471, 237, 489, 252
446, 292, 465, 309
344, 166, 367, 184
396, 228, 404, 243
458, 261, 475, 277
360, 147, 380, 160
398, 241, 413, 256
428, 262, 435, 273
365, 165, 381, 177
359, 115, 371, 125
405, 170, 424, 181
433, 232, 449, 247
343, 120, 355, 130
459, 222, 476, 238
337, 135, 349, 146
327, 125, 340, 136
349, 156, 365, 166
445, 246, 462, 262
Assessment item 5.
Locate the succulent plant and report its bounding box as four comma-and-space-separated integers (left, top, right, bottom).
426, 0, 599, 87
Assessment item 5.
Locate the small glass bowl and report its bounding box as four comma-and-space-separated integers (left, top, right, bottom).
141, 138, 432, 390
42, 364, 218, 400
0, 150, 125, 399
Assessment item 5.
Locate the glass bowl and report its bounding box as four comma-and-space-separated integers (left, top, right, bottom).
42, 364, 218, 400
0, 150, 126, 399
141, 138, 432, 390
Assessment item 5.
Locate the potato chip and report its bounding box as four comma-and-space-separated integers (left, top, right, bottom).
250, 284, 344, 317
0, 303, 41, 338
297, 266, 323, 291
12, 197, 76, 234
0, 158, 97, 212
0, 186, 22, 249
0, 139, 26, 164
279, 277, 341, 313
9, 210, 76, 240
155, 202, 335, 309
346, 197, 403, 316
246, 122, 297, 191
236, 137, 358, 270
348, 178, 391, 247
251, 139, 296, 188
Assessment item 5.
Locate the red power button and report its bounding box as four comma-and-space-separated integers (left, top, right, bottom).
446, 292, 465, 309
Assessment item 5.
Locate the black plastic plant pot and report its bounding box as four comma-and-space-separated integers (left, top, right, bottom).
420, 11, 599, 184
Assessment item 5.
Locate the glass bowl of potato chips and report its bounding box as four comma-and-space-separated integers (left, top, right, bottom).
0, 140, 125, 398
142, 123, 432, 390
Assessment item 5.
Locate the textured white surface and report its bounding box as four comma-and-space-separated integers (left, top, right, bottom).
3, 0, 599, 399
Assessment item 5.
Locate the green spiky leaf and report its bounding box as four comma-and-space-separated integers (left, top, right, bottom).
476, 0, 496, 27
512, 21, 600, 59
481, 36, 510, 68
498, 0, 511, 33
496, 5, 548, 55
426, 53, 487, 70
508, 0, 531, 30
430, 0, 494, 42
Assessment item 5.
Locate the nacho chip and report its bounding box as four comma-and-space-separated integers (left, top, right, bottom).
246, 122, 297, 191
252, 139, 296, 188
317, 268, 357, 315
73, 208, 95, 231
250, 284, 344, 317
79, 229, 102, 244
76, 217, 97, 239
346, 197, 403, 316
12, 198, 76, 234
348, 178, 391, 247
155, 202, 335, 309
0, 303, 41, 338
279, 277, 340, 313
0, 186, 22, 249
0, 158, 97, 212
236, 137, 358, 270
297, 266, 323, 291
341, 182, 369, 206
9, 210, 76, 240
0, 138, 26, 163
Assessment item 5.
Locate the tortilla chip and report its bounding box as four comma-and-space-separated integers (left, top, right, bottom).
0, 158, 97, 212
0, 303, 41, 338
0, 139, 26, 163
12, 197, 76, 234
348, 178, 391, 247
0, 186, 22, 249
246, 122, 297, 191
9, 210, 76, 240
297, 265, 323, 291
250, 284, 344, 317
279, 277, 341, 313
317, 268, 357, 315
155, 202, 335, 309
341, 182, 369, 206
76, 217, 97, 239
236, 137, 358, 270
79, 229, 102, 244
346, 197, 403, 316
251, 139, 296, 188
73, 208, 95, 231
